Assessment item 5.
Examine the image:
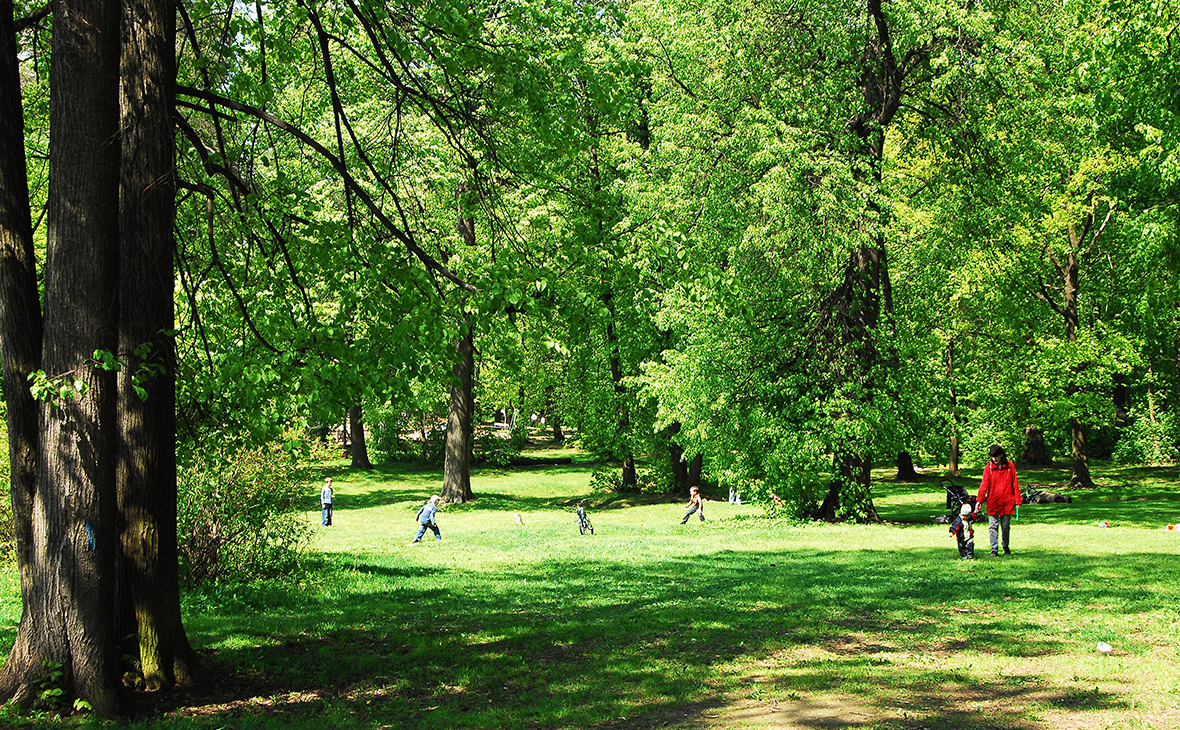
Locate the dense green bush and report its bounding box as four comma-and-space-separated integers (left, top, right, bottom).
1112, 413, 1178, 465
178, 446, 312, 585
473, 429, 523, 466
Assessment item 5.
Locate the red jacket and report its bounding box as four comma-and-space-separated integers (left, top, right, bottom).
977, 461, 1021, 516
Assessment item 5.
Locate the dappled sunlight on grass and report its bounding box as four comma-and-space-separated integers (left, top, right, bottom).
1, 452, 1177, 727
873, 460, 1180, 530
162, 506, 1180, 728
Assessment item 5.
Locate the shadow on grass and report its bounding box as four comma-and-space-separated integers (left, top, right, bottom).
120, 545, 1177, 729
339, 488, 604, 513
877, 462, 1180, 529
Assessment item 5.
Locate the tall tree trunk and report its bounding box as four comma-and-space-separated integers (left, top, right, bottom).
687, 453, 702, 490
621, 454, 637, 490
816, 245, 888, 521
895, 452, 919, 481
116, 0, 198, 691
441, 183, 477, 502
946, 340, 960, 477
349, 404, 373, 470
442, 329, 474, 503
1021, 424, 1051, 465
544, 384, 563, 441
814, 0, 905, 522
665, 422, 689, 494
603, 292, 636, 489
1062, 244, 1095, 489
0, 0, 46, 704
1068, 417, 1093, 489
10, 0, 126, 714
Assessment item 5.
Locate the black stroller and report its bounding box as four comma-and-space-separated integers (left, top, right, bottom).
940, 479, 977, 513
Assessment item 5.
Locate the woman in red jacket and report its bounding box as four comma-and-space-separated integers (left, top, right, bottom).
975, 444, 1021, 556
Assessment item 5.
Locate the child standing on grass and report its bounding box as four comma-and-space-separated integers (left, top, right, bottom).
413, 495, 442, 543
949, 503, 975, 559
320, 477, 334, 527
680, 486, 705, 524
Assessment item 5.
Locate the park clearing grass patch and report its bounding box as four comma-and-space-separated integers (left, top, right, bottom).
0, 454, 1177, 728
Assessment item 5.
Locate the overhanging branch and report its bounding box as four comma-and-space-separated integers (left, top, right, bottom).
177, 84, 478, 294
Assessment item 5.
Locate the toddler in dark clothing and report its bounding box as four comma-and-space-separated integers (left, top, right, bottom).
949, 503, 975, 559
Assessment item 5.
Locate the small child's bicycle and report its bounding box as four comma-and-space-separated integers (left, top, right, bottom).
575, 499, 594, 535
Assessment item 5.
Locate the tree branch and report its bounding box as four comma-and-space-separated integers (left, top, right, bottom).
14, 3, 50, 32
177, 84, 477, 293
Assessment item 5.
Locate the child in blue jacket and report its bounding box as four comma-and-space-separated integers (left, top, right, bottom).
413, 495, 442, 543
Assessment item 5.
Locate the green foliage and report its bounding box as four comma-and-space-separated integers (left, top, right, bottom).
34, 660, 64, 710
469, 431, 516, 467
588, 467, 625, 495
177, 446, 313, 585
1113, 412, 1178, 465
29, 458, 1170, 729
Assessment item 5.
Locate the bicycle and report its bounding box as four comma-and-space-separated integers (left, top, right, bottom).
575, 499, 594, 535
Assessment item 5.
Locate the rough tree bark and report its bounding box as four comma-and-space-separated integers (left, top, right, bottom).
816, 246, 891, 521
895, 452, 919, 481
116, 0, 199, 690
946, 340, 961, 477
813, 0, 908, 522
349, 404, 373, 470
442, 331, 475, 503
1062, 245, 1094, 489
0, 0, 46, 704
5, 0, 126, 714
441, 183, 477, 503
1021, 424, 1051, 465
1037, 208, 1111, 490
603, 291, 637, 489
544, 384, 563, 441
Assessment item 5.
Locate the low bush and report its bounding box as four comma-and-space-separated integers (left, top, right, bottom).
177, 445, 312, 585
1112, 412, 1178, 465
473, 430, 521, 466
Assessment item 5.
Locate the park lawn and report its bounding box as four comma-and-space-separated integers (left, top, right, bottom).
0, 454, 1178, 729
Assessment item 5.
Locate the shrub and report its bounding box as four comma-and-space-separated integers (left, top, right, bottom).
1112, 413, 1178, 465
178, 445, 312, 585
473, 430, 520, 466
589, 467, 623, 495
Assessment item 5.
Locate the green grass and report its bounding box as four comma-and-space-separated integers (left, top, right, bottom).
2, 453, 1179, 729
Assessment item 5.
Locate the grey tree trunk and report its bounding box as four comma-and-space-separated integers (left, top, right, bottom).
0, 0, 46, 704
1062, 245, 1095, 489
349, 404, 373, 470
442, 331, 475, 503
116, 0, 198, 691
895, 452, 919, 481
17, 0, 125, 714
946, 341, 960, 478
